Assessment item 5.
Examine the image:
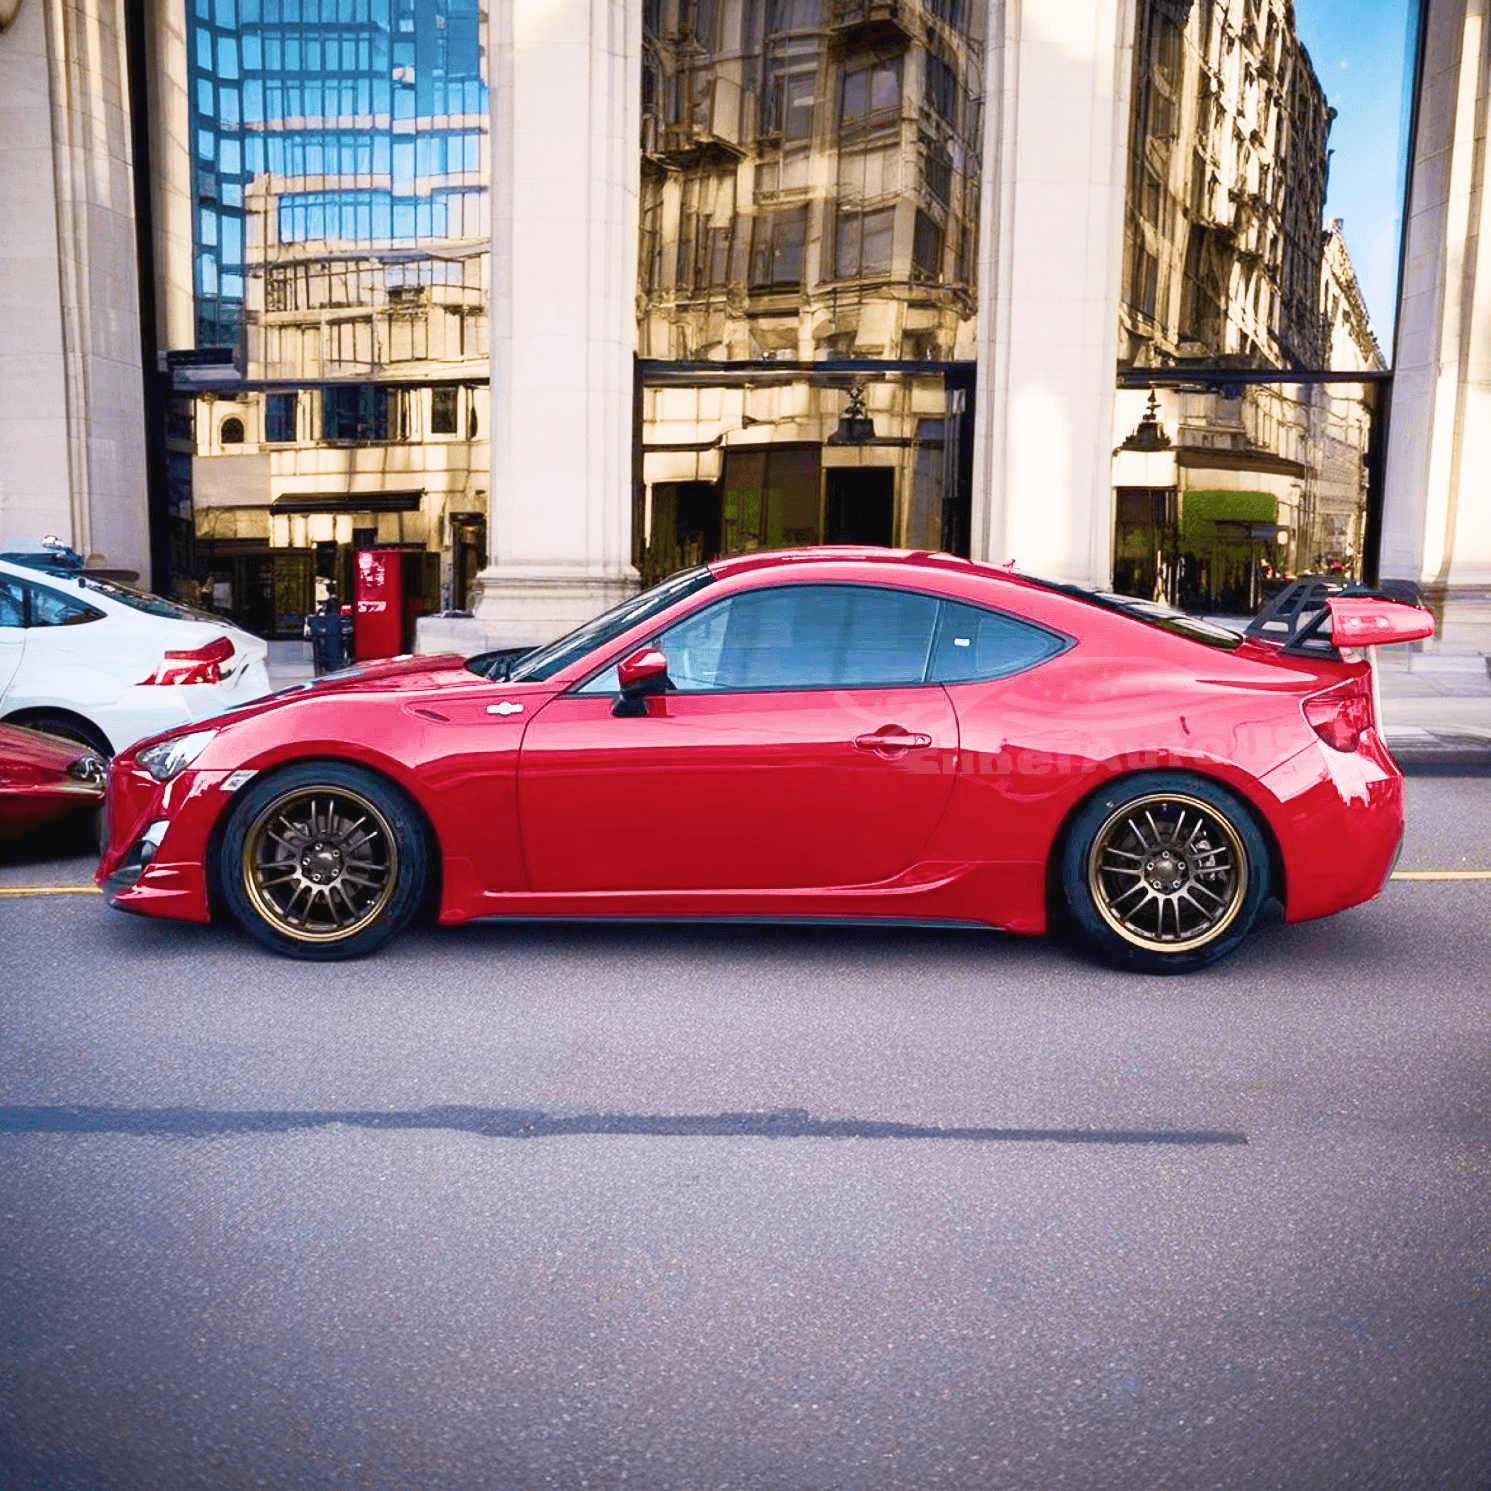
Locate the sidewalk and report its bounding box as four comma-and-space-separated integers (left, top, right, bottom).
1375, 647, 1491, 769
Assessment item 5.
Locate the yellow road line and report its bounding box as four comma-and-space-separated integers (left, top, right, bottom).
0, 885, 102, 897
1391, 870, 1491, 881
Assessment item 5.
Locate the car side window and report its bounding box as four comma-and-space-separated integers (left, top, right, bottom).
0, 578, 23, 629
928, 599, 1068, 683
662, 584, 939, 692
25, 582, 104, 628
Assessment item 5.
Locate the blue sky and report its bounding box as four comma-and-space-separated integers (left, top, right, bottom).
1291, 0, 1420, 348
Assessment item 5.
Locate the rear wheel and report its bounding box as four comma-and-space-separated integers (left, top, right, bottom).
1060, 773, 1270, 974
220, 763, 427, 960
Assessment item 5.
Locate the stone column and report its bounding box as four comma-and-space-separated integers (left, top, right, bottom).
0, 0, 149, 573
969, 0, 1135, 588
1381, 0, 1491, 609
472, 0, 641, 648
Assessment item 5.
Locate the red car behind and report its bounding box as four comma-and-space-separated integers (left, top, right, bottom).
0, 723, 107, 838
96, 549, 1431, 973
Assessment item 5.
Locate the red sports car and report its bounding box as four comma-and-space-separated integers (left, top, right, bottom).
96, 550, 1433, 972
1, 722, 107, 838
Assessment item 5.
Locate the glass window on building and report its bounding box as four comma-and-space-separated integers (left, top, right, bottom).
924, 51, 956, 125
912, 210, 944, 281
323, 385, 397, 443
185, 0, 490, 349
841, 56, 902, 136
265, 392, 297, 443
431, 386, 459, 435
750, 206, 808, 288
835, 207, 895, 279
780, 71, 818, 142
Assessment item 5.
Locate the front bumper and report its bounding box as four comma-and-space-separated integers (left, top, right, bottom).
95, 761, 238, 924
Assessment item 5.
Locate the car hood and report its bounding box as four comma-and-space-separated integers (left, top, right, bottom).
0, 722, 93, 773
303, 652, 477, 690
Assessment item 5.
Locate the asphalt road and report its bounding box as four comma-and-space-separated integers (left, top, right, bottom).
1, 778, 1488, 1489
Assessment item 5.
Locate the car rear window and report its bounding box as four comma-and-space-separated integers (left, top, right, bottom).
1030, 579, 1244, 650
79, 576, 221, 622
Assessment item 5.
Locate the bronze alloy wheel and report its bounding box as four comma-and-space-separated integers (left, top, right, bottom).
241, 784, 399, 944
1085, 791, 1248, 954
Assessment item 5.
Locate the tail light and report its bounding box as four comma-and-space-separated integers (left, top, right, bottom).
141, 635, 235, 686
1304, 675, 1374, 752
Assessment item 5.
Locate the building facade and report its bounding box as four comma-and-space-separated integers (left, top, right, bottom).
173, 0, 490, 637
633, 0, 985, 586
3, 0, 1489, 650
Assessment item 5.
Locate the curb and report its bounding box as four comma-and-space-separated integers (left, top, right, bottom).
1388, 733, 1491, 775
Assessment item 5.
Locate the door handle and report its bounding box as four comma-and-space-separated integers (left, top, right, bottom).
854, 726, 933, 753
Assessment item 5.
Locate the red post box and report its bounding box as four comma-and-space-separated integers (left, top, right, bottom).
353, 548, 404, 660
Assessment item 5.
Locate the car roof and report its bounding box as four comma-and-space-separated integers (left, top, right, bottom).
707, 547, 1030, 586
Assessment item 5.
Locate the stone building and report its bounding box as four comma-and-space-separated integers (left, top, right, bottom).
4, 0, 1491, 650
1300, 219, 1386, 573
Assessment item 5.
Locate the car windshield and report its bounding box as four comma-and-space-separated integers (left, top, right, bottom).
79, 576, 223, 623
471, 566, 717, 682
1030, 578, 1244, 650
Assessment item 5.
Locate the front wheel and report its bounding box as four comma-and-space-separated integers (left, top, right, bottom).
220, 763, 428, 960
1059, 773, 1271, 974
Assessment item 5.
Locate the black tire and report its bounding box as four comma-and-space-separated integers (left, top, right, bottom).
219, 762, 428, 960
12, 711, 113, 758
1059, 772, 1270, 974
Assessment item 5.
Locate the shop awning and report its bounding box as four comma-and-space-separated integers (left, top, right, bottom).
272, 491, 424, 513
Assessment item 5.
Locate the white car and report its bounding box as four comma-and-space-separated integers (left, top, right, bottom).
0, 554, 271, 756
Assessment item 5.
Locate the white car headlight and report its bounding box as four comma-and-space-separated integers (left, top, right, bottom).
136, 728, 218, 782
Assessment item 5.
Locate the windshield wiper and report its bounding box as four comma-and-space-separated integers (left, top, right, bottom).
466, 646, 533, 682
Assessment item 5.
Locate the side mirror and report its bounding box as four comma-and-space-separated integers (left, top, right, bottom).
612, 647, 671, 716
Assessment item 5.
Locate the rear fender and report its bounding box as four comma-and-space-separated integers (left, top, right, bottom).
1044, 756, 1290, 928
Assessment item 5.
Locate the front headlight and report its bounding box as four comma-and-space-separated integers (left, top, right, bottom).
65, 754, 108, 786
136, 728, 218, 782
